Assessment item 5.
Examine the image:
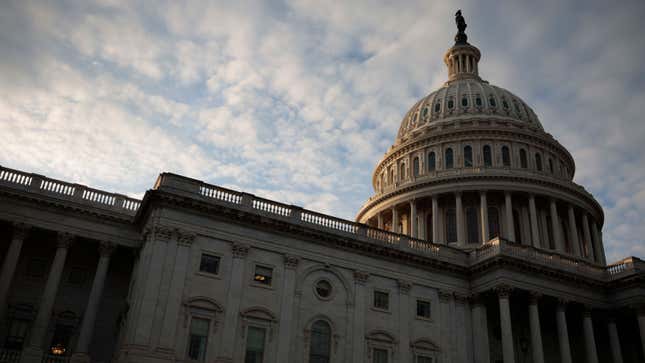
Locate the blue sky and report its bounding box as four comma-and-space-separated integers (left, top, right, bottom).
1, 1, 644, 262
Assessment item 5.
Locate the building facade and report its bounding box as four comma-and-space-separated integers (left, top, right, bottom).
0, 13, 644, 363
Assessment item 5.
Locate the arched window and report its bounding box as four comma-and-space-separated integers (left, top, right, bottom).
475, 96, 483, 107
520, 149, 528, 168
388, 168, 394, 185
489, 96, 497, 108
445, 148, 454, 169
549, 158, 554, 174
461, 97, 468, 107
427, 152, 436, 172
446, 209, 457, 243
488, 207, 500, 239
466, 207, 479, 243
483, 145, 492, 167
309, 320, 331, 363
502, 146, 511, 167
464, 145, 473, 167
413, 157, 420, 177
434, 102, 441, 113
422, 107, 428, 117
447, 98, 454, 109
535, 153, 543, 171
399, 163, 406, 180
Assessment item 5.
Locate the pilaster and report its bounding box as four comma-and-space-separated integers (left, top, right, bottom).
276, 254, 300, 362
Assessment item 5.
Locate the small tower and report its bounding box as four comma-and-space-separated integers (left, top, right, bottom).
444, 10, 481, 82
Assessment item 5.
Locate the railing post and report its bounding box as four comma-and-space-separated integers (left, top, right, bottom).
357, 224, 368, 236
114, 195, 126, 210
28, 174, 43, 192
290, 206, 303, 223
73, 184, 85, 199
240, 193, 254, 208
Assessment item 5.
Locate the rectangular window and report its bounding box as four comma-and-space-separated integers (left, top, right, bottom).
199, 254, 220, 275
253, 266, 273, 286
417, 356, 433, 363
416, 300, 431, 318
244, 326, 266, 363
373, 348, 389, 363
187, 317, 209, 361
373, 291, 389, 310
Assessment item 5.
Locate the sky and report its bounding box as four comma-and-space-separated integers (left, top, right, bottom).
1, 0, 644, 262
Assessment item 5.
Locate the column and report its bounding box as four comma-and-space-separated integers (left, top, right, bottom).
377, 212, 384, 229
528, 195, 540, 248
352, 271, 370, 363
418, 210, 426, 240
455, 294, 470, 363
432, 197, 439, 243
550, 199, 564, 252
276, 255, 300, 362
567, 206, 581, 257
496, 285, 515, 363
528, 292, 545, 363
591, 221, 607, 265
71, 242, 115, 363
216, 243, 249, 362
392, 207, 400, 234
398, 280, 411, 363
638, 307, 645, 360
505, 192, 516, 241
471, 295, 490, 363
0, 223, 29, 323
480, 192, 489, 243
521, 207, 531, 245
410, 200, 418, 238
22, 233, 73, 361
608, 316, 623, 363
556, 300, 572, 363
582, 214, 595, 262
456, 192, 465, 245
582, 308, 599, 363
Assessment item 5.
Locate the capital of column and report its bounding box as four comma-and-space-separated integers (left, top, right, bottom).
177, 230, 196, 247
231, 243, 250, 259
528, 291, 543, 305
354, 270, 370, 285
12, 222, 30, 241
494, 284, 514, 298
470, 293, 486, 307
397, 280, 412, 295
98, 242, 116, 257
454, 292, 468, 305
556, 298, 569, 311
583, 306, 594, 318
57, 232, 74, 249
145, 225, 174, 243
438, 289, 452, 303
284, 254, 300, 270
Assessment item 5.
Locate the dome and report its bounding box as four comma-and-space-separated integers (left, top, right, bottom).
396, 79, 543, 144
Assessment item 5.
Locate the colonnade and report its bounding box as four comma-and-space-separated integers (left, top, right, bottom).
0, 223, 117, 363
368, 189, 607, 264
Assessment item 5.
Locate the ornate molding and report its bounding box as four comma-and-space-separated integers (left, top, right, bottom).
56, 232, 74, 249
284, 254, 300, 270
494, 284, 513, 298
556, 298, 569, 311
397, 280, 412, 295
528, 291, 542, 305
99, 242, 116, 257
353, 271, 370, 285
11, 222, 30, 241
438, 289, 452, 303
231, 243, 250, 259
177, 230, 196, 247
453, 292, 468, 305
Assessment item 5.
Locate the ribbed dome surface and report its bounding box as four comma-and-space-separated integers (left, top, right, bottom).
396, 78, 543, 143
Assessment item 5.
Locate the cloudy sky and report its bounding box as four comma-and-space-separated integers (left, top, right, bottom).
1, 1, 644, 261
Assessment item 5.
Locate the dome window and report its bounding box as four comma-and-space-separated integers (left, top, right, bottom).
445, 148, 454, 169
447, 98, 454, 110
513, 100, 521, 114
549, 158, 554, 174
520, 149, 528, 168
475, 96, 483, 107
413, 157, 420, 177
502, 146, 511, 167
483, 145, 492, 167
427, 152, 436, 171
461, 97, 468, 107
434, 101, 441, 113
422, 107, 429, 117
489, 96, 497, 108
502, 99, 509, 109
446, 208, 457, 243
400, 163, 406, 180
411, 113, 417, 124
464, 146, 473, 167
535, 153, 543, 171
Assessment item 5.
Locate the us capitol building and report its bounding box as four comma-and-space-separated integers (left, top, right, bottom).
0, 12, 644, 363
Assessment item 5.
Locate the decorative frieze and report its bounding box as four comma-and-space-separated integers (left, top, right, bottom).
438, 289, 452, 303
494, 284, 513, 298
177, 230, 196, 247
283, 254, 300, 269
353, 271, 370, 285
397, 280, 412, 295
231, 243, 250, 259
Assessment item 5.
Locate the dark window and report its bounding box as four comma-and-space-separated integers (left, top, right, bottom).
388, 168, 394, 184
461, 97, 468, 107
426, 213, 434, 243
309, 321, 331, 363
447, 98, 454, 109
253, 266, 273, 285
464, 146, 473, 167
466, 207, 479, 243
400, 163, 406, 180
434, 102, 441, 113
49, 324, 74, 356
520, 149, 528, 168
422, 107, 428, 117
546, 214, 555, 249
244, 326, 266, 363
446, 208, 457, 243
502, 146, 511, 167
413, 157, 420, 177
475, 96, 482, 107
315, 280, 332, 298
5, 318, 29, 350
502, 99, 509, 109
199, 254, 220, 274
483, 145, 492, 167
411, 114, 417, 124
416, 300, 431, 318
445, 148, 454, 169
488, 207, 500, 240
549, 158, 554, 173
427, 152, 436, 171
535, 153, 543, 171
489, 96, 497, 107
374, 291, 390, 310
187, 318, 209, 361
373, 348, 389, 363
513, 210, 522, 244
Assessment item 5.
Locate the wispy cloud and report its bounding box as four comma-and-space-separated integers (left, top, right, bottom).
0, 0, 643, 261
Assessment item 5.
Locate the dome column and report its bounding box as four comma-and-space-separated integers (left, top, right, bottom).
392, 207, 400, 234
377, 212, 384, 229
432, 196, 440, 243
581, 214, 595, 262
550, 199, 564, 252
528, 194, 540, 248
456, 192, 465, 245
591, 221, 606, 265
504, 192, 515, 242
410, 200, 418, 238
480, 191, 489, 243
567, 206, 581, 257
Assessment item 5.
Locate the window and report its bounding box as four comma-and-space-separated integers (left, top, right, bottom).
445, 148, 454, 169
244, 326, 266, 363
373, 291, 390, 310
434, 102, 441, 113
187, 317, 209, 361
400, 163, 406, 180
50, 324, 74, 356
411, 114, 417, 124
422, 107, 428, 117
520, 149, 528, 168
427, 152, 436, 172
253, 266, 273, 286
199, 254, 220, 275
464, 146, 473, 167
483, 145, 492, 167
315, 280, 332, 299
488, 207, 500, 240
309, 320, 331, 363
489, 96, 497, 107
446, 208, 457, 243
416, 300, 431, 319
5, 317, 30, 350
513, 210, 522, 244
535, 153, 543, 171
461, 97, 468, 107
475, 96, 482, 107
502, 99, 509, 109
373, 348, 389, 363
388, 168, 394, 185
447, 98, 454, 109
501, 146, 511, 167
417, 356, 433, 363
413, 157, 420, 177
549, 158, 554, 174
466, 207, 479, 243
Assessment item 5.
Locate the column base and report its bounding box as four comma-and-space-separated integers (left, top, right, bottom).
70, 352, 91, 363
19, 346, 43, 363
214, 357, 233, 363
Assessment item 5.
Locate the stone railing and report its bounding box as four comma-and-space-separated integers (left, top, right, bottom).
153, 173, 468, 266
0, 348, 20, 363
606, 257, 644, 278
0, 165, 141, 215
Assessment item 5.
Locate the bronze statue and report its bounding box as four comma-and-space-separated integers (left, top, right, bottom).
455, 10, 468, 44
